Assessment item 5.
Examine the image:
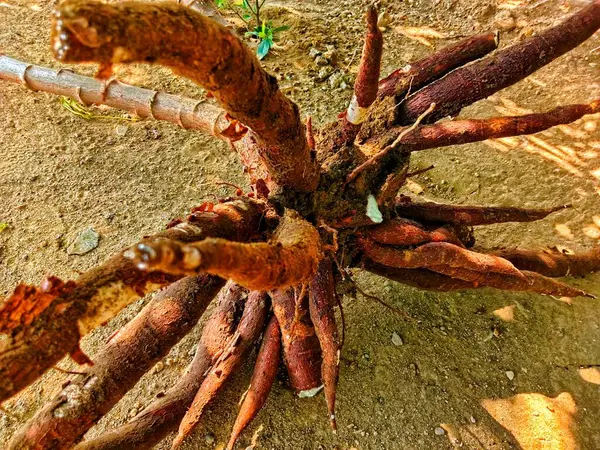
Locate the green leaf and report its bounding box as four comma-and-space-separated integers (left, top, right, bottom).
214, 0, 226, 8
0, 222, 8, 233
257, 39, 272, 60
366, 194, 383, 223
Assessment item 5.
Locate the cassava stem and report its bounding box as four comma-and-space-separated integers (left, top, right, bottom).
52, 0, 319, 192
126, 210, 322, 291
0, 55, 244, 140
346, 6, 383, 127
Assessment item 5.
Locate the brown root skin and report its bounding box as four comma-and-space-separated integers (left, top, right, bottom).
394, 198, 569, 226
376, 165, 409, 208
76, 282, 247, 450
490, 247, 600, 278
359, 239, 527, 280
173, 291, 269, 448
377, 32, 498, 99
365, 218, 465, 247
53, 0, 318, 192
0, 198, 264, 404
127, 210, 322, 291
270, 288, 322, 394
309, 258, 341, 430
372, 100, 600, 154
364, 261, 479, 291
427, 265, 592, 298
227, 315, 281, 450
8, 275, 224, 450
351, 6, 383, 110
365, 260, 591, 297
396, 0, 600, 124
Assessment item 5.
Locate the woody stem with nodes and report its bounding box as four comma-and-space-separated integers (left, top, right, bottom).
1, 0, 600, 448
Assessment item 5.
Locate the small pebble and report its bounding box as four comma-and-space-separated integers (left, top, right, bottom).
505, 370, 515, 381
316, 67, 333, 81
204, 433, 215, 444
406, 179, 424, 195
115, 124, 128, 137
329, 71, 345, 89
308, 47, 321, 58
434, 426, 446, 436
494, 10, 515, 31
470, 415, 477, 423
315, 55, 330, 66
391, 332, 403, 346
67, 227, 99, 255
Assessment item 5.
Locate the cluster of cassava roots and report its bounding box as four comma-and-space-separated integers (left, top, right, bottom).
1, 0, 600, 448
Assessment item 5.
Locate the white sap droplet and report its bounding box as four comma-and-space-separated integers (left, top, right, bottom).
366, 194, 383, 223
298, 385, 323, 398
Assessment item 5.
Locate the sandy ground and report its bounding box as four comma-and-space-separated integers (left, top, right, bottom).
1, 0, 600, 448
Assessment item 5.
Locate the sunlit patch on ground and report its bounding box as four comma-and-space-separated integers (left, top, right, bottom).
440, 421, 507, 449
578, 367, 600, 385
554, 223, 575, 240
493, 304, 516, 321
482, 392, 577, 450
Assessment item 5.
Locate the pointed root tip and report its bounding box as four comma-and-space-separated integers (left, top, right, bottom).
553, 204, 572, 212
366, 4, 379, 31
225, 429, 240, 450
171, 435, 184, 450
330, 414, 338, 432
